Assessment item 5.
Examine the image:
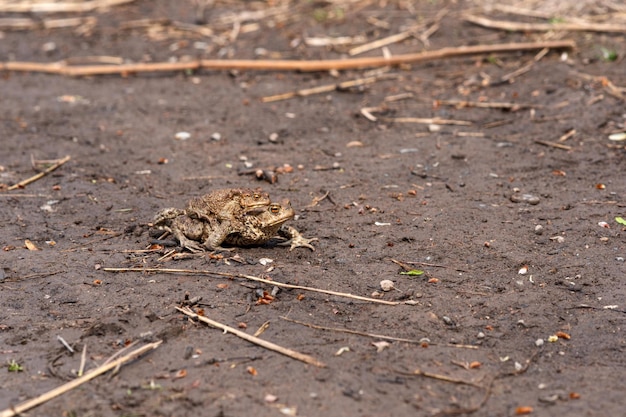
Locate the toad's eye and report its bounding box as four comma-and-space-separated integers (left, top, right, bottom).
269, 205, 280, 214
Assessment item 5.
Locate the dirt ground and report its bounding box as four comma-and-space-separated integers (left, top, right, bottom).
1, 1, 625, 416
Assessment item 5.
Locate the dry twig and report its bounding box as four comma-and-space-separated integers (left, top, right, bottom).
103, 267, 402, 305
0, 16, 95, 30
0, 341, 161, 417
386, 117, 473, 126
534, 140, 572, 150
571, 71, 626, 101
1, 40, 576, 76
7, 155, 71, 191
261, 74, 396, 103
464, 14, 626, 33
281, 316, 478, 349
436, 99, 539, 110
176, 307, 326, 367
0, 0, 136, 13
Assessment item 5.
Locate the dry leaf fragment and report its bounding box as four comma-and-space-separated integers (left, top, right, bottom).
469, 361, 481, 369
335, 346, 350, 356
372, 341, 390, 352
515, 406, 533, 415
174, 369, 187, 379
24, 239, 39, 251
555, 331, 571, 340
246, 366, 257, 376
569, 392, 581, 399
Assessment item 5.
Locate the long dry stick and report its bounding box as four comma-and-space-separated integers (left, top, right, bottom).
281, 316, 478, 349
464, 14, 626, 33
261, 73, 396, 102
176, 307, 326, 367
0, 341, 161, 417
0, 0, 135, 13
0, 17, 95, 30
436, 99, 540, 110
385, 117, 473, 126
0, 40, 575, 76
103, 267, 401, 305
7, 155, 71, 191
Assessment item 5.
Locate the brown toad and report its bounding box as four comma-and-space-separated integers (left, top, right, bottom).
185, 188, 271, 223
153, 188, 271, 251
153, 193, 316, 252
224, 200, 317, 251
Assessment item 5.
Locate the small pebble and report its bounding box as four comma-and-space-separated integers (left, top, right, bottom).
175, 131, 191, 140
534, 225, 544, 235
210, 132, 221, 141
380, 280, 395, 291
535, 338, 544, 347
477, 332, 485, 339
510, 193, 540, 205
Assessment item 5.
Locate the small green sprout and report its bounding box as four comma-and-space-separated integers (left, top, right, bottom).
8, 359, 24, 372
399, 269, 425, 276
600, 47, 618, 62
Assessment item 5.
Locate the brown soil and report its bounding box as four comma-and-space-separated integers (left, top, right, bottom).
1, 1, 625, 416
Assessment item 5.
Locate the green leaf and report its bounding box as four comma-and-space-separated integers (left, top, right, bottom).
615, 217, 626, 226
400, 269, 425, 276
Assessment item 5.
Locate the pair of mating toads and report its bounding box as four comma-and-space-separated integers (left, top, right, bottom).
153, 188, 316, 252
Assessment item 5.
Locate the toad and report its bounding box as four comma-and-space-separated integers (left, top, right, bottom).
153, 192, 316, 252
225, 200, 317, 251
153, 187, 271, 251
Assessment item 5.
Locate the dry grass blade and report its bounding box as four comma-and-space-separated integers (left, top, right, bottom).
281, 316, 479, 349
0, 341, 161, 417
436, 99, 540, 110
464, 14, 626, 33
103, 267, 401, 305
261, 74, 396, 103
386, 117, 473, 126
176, 307, 326, 367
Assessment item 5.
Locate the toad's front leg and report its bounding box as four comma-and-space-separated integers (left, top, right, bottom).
277, 225, 317, 251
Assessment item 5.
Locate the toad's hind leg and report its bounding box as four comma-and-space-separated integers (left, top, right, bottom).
201, 220, 236, 251
169, 216, 206, 253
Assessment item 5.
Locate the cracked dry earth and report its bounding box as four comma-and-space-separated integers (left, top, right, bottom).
1, 1, 625, 416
